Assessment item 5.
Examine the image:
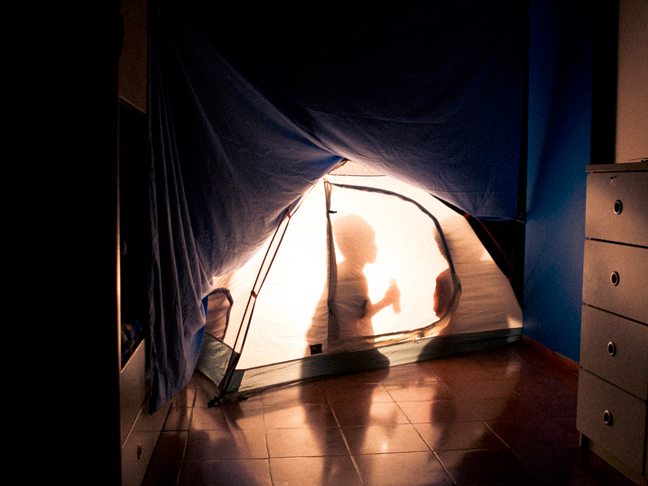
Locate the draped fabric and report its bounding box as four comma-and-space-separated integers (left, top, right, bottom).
145, 0, 526, 410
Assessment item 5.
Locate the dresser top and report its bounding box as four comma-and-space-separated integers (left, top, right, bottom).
587, 161, 648, 173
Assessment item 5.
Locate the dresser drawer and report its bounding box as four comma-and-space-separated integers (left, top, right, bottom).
585, 171, 648, 247
582, 240, 648, 324
581, 305, 648, 400
577, 370, 647, 474
120, 340, 147, 447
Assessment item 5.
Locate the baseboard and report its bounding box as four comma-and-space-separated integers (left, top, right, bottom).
519, 335, 580, 375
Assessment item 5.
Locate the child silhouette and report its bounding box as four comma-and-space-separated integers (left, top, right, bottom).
332, 214, 401, 339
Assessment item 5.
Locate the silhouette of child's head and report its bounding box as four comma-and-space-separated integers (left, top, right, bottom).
334, 214, 377, 264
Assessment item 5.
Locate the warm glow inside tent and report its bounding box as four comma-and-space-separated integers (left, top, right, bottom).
196, 162, 522, 401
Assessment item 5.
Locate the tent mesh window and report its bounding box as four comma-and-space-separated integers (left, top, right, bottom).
204, 288, 233, 342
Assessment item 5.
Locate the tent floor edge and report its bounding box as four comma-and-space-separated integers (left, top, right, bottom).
221, 328, 522, 398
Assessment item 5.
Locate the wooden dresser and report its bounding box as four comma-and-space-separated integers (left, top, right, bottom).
577, 161, 648, 486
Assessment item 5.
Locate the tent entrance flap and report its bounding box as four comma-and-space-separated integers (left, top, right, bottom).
324, 181, 461, 354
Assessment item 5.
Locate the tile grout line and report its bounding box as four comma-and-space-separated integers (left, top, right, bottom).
326, 389, 366, 486
431, 373, 477, 486
390, 373, 460, 485
145, 344, 593, 486
172, 385, 197, 486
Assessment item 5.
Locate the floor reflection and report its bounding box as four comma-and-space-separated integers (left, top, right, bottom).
143, 342, 635, 486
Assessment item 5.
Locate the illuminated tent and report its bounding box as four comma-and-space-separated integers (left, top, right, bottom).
196, 161, 522, 402
140, 1, 528, 410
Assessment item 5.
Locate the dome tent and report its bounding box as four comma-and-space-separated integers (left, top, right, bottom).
197, 161, 522, 403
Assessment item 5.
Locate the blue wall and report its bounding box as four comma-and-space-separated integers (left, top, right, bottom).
523, 0, 593, 362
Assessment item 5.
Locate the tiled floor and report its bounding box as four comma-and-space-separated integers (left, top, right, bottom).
141, 340, 635, 486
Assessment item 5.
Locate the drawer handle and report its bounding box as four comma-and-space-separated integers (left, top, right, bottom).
613, 199, 623, 215
603, 410, 613, 425
607, 341, 616, 356
610, 271, 620, 286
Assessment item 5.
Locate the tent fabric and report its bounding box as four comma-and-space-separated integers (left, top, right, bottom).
223, 328, 523, 399
146, 1, 526, 410
196, 165, 522, 400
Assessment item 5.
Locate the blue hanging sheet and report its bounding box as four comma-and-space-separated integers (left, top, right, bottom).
145, 1, 526, 410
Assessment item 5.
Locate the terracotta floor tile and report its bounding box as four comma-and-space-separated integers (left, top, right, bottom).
332, 401, 410, 426
442, 379, 519, 400
530, 391, 578, 418
189, 373, 222, 408
169, 387, 196, 408
220, 394, 264, 411
415, 421, 507, 451
543, 475, 637, 486
398, 399, 479, 423
342, 424, 429, 454
515, 356, 579, 390
142, 342, 605, 486
378, 363, 439, 384
219, 402, 266, 430
472, 346, 525, 364
515, 443, 622, 480
436, 448, 538, 485
193, 386, 217, 408
459, 480, 547, 485
266, 427, 349, 457
323, 368, 391, 387
552, 416, 579, 439
178, 459, 272, 486
190, 407, 229, 431
425, 362, 496, 382
149, 431, 188, 462
141, 460, 182, 486
185, 429, 268, 460
486, 419, 579, 449
263, 403, 338, 429
269, 456, 362, 486
385, 382, 454, 402
354, 451, 453, 486
483, 361, 549, 381
163, 407, 193, 431
467, 396, 545, 421
512, 377, 577, 400
260, 382, 327, 407
324, 383, 394, 403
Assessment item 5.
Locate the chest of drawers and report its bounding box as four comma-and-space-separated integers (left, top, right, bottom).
577, 162, 648, 486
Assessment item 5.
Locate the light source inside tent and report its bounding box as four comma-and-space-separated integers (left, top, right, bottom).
196, 161, 522, 398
